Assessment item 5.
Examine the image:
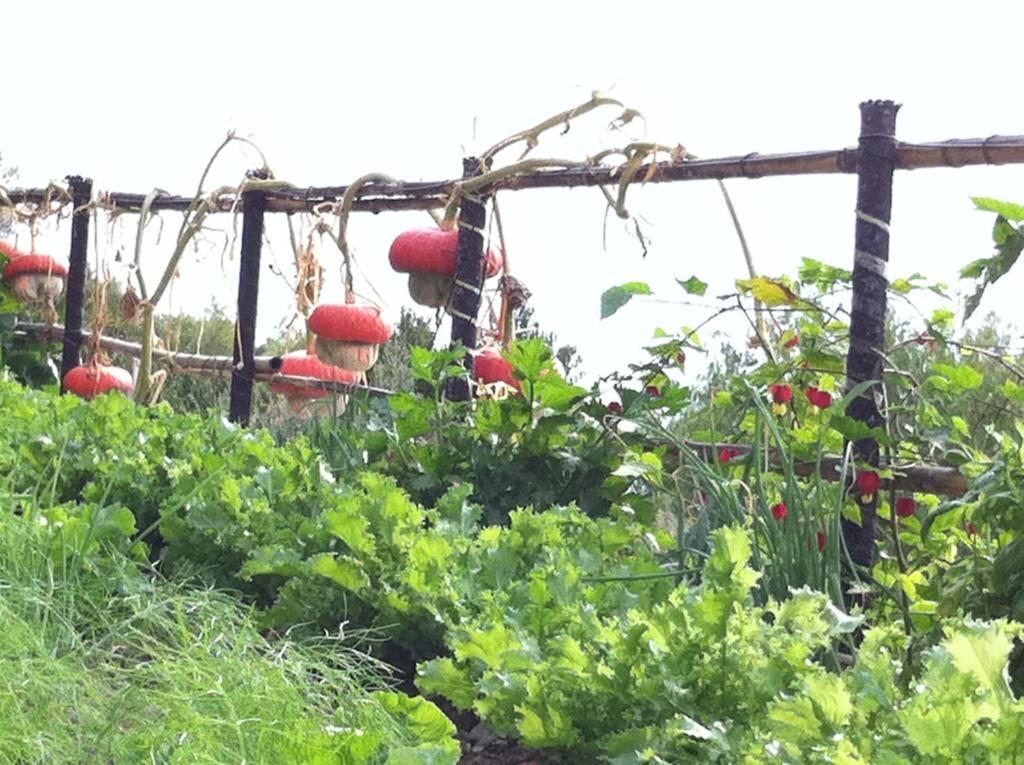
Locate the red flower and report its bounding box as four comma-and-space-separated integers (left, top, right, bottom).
770, 383, 793, 405
805, 386, 832, 409
607, 401, 622, 414
856, 471, 881, 499
895, 496, 917, 518
645, 385, 660, 397
718, 447, 741, 464
784, 334, 800, 349
771, 502, 788, 521
677, 351, 686, 365
817, 531, 827, 552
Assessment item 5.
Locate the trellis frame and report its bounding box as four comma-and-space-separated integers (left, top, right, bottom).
5, 101, 1024, 563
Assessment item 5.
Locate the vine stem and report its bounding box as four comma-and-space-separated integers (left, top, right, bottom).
481, 93, 626, 161
336, 173, 396, 296
137, 134, 270, 403
441, 158, 585, 227
717, 179, 773, 362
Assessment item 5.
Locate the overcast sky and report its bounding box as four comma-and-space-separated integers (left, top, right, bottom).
4, 1, 1023, 383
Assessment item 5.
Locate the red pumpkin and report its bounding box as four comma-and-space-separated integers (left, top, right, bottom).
63, 364, 133, 400
2, 246, 69, 304
308, 298, 392, 372
389, 228, 503, 308
472, 346, 519, 393
269, 351, 360, 411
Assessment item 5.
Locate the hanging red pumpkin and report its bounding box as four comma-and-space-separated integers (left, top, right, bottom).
63, 364, 134, 400
388, 228, 503, 308
472, 346, 520, 394
1, 242, 69, 304
269, 351, 361, 411
308, 297, 392, 372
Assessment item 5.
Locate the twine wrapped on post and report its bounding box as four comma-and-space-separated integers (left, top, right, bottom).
843, 100, 901, 568
446, 158, 492, 402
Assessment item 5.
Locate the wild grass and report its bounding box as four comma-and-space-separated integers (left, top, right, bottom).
0, 490, 450, 764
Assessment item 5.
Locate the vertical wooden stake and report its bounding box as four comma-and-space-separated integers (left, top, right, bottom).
59, 175, 92, 391
228, 175, 268, 425
447, 157, 491, 401
843, 100, 900, 568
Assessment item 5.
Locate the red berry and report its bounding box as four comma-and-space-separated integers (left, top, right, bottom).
677, 351, 686, 365
965, 522, 978, 537
856, 471, 881, 498
771, 502, 788, 521
608, 401, 623, 413
895, 496, 916, 518
770, 383, 793, 405
805, 386, 832, 409
718, 447, 741, 464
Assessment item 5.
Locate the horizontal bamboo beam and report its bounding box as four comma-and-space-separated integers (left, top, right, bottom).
676, 440, 967, 498
15, 321, 394, 398
4, 135, 1024, 216
16, 321, 283, 373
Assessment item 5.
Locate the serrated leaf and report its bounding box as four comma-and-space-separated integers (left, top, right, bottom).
311, 553, 370, 591
972, 196, 1024, 221
736, 276, 800, 307
600, 282, 652, 319
677, 275, 708, 296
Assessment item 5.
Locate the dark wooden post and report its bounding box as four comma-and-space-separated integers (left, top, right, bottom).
446, 157, 491, 401
843, 100, 900, 568
59, 176, 93, 391
228, 174, 268, 425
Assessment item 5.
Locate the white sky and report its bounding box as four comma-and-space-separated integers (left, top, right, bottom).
4, 1, 1024, 383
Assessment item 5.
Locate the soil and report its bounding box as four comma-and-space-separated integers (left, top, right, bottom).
437, 698, 560, 765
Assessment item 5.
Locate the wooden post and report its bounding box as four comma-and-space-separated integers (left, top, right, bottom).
843, 100, 900, 568
228, 174, 268, 425
59, 176, 92, 391
446, 157, 491, 401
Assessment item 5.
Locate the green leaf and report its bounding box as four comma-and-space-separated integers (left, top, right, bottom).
829, 415, 890, 445
972, 196, 1024, 221
677, 275, 708, 296
600, 282, 652, 319
944, 622, 1016, 701
931, 363, 984, 391
802, 673, 852, 728
889, 278, 914, 294
799, 257, 852, 291
311, 553, 370, 592
517, 704, 577, 748
417, 658, 477, 709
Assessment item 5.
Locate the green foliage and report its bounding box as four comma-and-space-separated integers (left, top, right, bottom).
961, 197, 1024, 320
310, 338, 662, 526
745, 620, 1024, 763
0, 492, 458, 765
601, 281, 652, 318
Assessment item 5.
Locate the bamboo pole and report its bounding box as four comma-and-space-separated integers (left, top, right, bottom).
228, 176, 267, 425
446, 158, 490, 402
58, 176, 92, 390
844, 100, 901, 568
17, 322, 282, 372
4, 135, 1024, 215
674, 440, 966, 498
